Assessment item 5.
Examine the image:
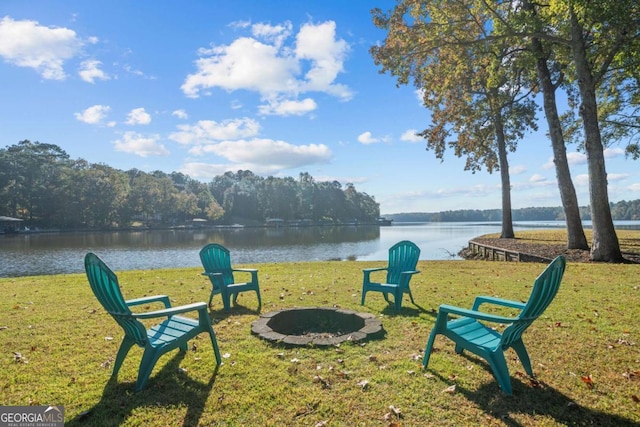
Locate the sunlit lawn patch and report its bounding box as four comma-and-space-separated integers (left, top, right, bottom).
1, 231, 639, 426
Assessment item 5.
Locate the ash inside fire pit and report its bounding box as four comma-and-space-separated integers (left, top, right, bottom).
251, 307, 384, 346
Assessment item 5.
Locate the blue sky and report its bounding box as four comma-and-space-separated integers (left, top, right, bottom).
1, 1, 638, 215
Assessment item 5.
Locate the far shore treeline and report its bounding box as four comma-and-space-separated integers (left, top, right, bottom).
0, 140, 380, 230
2, 141, 640, 232
386, 200, 640, 223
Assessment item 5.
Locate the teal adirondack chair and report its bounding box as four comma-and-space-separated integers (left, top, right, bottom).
423, 255, 566, 395
361, 240, 421, 312
199, 243, 261, 311
84, 252, 221, 392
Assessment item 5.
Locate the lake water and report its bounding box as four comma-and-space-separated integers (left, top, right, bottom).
1, 221, 638, 278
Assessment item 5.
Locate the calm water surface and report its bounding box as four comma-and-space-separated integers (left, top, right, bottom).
2, 221, 637, 278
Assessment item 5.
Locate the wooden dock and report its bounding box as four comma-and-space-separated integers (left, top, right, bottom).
466, 240, 552, 263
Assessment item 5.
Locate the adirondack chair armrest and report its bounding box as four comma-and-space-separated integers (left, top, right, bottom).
232, 268, 259, 281
363, 267, 387, 273
202, 272, 224, 286
438, 304, 517, 324
201, 272, 223, 278
133, 302, 209, 319
400, 270, 420, 276
471, 296, 526, 311
363, 267, 388, 282
233, 268, 257, 273
126, 295, 171, 309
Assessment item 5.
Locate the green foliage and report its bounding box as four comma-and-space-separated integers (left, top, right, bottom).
386, 199, 640, 222
1, 252, 639, 425
371, 1, 538, 174
0, 141, 379, 228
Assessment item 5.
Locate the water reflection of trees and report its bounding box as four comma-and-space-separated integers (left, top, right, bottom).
25, 226, 381, 249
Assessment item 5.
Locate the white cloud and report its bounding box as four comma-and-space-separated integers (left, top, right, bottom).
400, 129, 422, 143
180, 139, 331, 178
510, 164, 527, 175
629, 183, 640, 192
113, 131, 169, 157
169, 118, 261, 145
179, 162, 236, 180
78, 59, 109, 83
607, 173, 629, 181
258, 97, 317, 116
543, 151, 587, 169
172, 109, 188, 119
358, 131, 379, 144
182, 37, 299, 97
0, 16, 85, 80
604, 147, 625, 158
229, 20, 251, 30
567, 152, 587, 166
529, 174, 546, 183
191, 138, 331, 170
75, 104, 112, 125
574, 173, 590, 186
252, 21, 292, 48
181, 20, 352, 115
294, 21, 352, 99
125, 108, 152, 125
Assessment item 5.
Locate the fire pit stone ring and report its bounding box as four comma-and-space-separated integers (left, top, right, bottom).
251, 306, 384, 346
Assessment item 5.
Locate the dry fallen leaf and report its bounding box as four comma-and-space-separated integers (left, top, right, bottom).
313, 375, 330, 389
581, 375, 594, 389
389, 405, 403, 418
442, 384, 456, 394
357, 379, 370, 390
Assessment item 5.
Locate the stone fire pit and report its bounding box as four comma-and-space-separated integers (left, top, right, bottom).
251, 307, 384, 346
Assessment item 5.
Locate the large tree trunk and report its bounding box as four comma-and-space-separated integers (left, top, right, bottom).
495, 113, 515, 238
523, 0, 588, 250
569, 9, 623, 262
533, 48, 589, 249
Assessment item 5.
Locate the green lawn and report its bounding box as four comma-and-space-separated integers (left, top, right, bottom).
1, 255, 639, 425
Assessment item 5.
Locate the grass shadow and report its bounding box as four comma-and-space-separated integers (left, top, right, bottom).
428, 368, 639, 426
67, 352, 218, 427
380, 301, 436, 318
208, 303, 261, 320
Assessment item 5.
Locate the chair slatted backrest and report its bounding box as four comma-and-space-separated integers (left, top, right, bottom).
386, 240, 421, 285
199, 243, 235, 286
501, 256, 566, 350
84, 253, 148, 346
